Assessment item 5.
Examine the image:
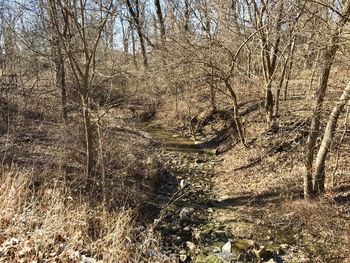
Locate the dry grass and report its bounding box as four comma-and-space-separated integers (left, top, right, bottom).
212, 118, 350, 262
280, 199, 350, 262
0, 168, 150, 263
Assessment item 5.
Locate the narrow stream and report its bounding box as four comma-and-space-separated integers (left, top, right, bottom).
139, 122, 295, 262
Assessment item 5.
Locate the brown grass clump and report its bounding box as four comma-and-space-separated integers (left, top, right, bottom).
212, 119, 350, 262
0, 168, 138, 262
280, 199, 350, 263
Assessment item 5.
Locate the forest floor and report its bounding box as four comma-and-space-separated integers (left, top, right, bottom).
142, 95, 350, 263
140, 123, 350, 262
1, 87, 350, 262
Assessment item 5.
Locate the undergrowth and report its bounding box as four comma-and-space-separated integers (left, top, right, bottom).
0, 168, 163, 262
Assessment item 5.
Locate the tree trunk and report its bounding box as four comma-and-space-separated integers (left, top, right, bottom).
284, 38, 296, 101
210, 82, 216, 112
304, 40, 341, 199
154, 0, 165, 42
121, 18, 129, 54
265, 82, 274, 126
331, 105, 350, 187
137, 25, 148, 68
108, 15, 116, 49
307, 51, 320, 100
131, 25, 137, 68
126, 0, 148, 68
303, 0, 350, 199
247, 50, 251, 79
83, 96, 96, 177
225, 79, 247, 147
184, 0, 191, 32
231, 0, 241, 35
313, 81, 350, 195
56, 50, 67, 122
275, 38, 295, 117
48, 1, 68, 123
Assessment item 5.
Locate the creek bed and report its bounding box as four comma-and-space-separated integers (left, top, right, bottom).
139, 122, 296, 262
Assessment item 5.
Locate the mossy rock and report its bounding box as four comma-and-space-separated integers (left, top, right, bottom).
233, 239, 255, 251
193, 254, 223, 263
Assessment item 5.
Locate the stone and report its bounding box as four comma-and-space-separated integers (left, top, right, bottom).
179, 254, 187, 262
10, 238, 19, 245
179, 208, 194, 219
172, 224, 180, 231
222, 239, 232, 253
18, 250, 25, 258
213, 247, 221, 253
183, 226, 191, 232
180, 179, 185, 188
279, 244, 289, 250
81, 255, 97, 263
174, 236, 182, 245
186, 241, 196, 251
179, 249, 187, 262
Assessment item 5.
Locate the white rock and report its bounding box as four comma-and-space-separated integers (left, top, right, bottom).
186, 241, 196, 251
81, 255, 97, 263
280, 243, 289, 250
213, 247, 221, 253
10, 237, 20, 245
183, 226, 190, 232
180, 179, 185, 188
222, 239, 232, 254
179, 208, 194, 219
179, 254, 187, 262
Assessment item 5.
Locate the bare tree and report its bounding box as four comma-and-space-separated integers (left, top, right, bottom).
245, 0, 284, 127
48, 0, 116, 177
126, 0, 148, 68
47, 2, 68, 122
154, 0, 165, 44
304, 1, 350, 199
313, 81, 350, 195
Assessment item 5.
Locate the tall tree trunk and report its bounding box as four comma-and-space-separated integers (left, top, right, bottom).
56, 52, 67, 122
154, 0, 165, 43
210, 83, 216, 112
49, 1, 68, 123
304, 1, 350, 199
131, 24, 137, 68
331, 105, 349, 187
121, 18, 129, 54
137, 26, 148, 68
126, 0, 148, 68
313, 81, 350, 195
231, 0, 241, 35
254, 0, 283, 127
265, 83, 274, 126
275, 37, 295, 117
307, 51, 321, 100
108, 15, 116, 49
82, 95, 96, 177
247, 49, 251, 79
184, 0, 191, 32
304, 43, 338, 199
224, 79, 247, 147
284, 39, 296, 100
